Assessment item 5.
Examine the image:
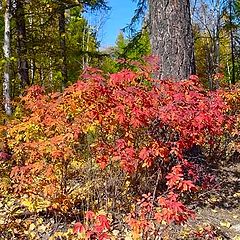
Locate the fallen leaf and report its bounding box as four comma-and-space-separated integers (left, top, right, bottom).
233, 192, 240, 198
220, 220, 231, 228
233, 236, 240, 240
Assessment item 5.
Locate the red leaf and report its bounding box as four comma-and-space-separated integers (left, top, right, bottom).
99, 233, 111, 240
93, 224, 105, 233
96, 215, 110, 230
85, 210, 95, 220
139, 147, 149, 160
178, 180, 198, 192
189, 75, 199, 81
73, 222, 85, 234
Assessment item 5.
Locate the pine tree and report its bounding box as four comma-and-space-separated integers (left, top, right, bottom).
147, 0, 195, 80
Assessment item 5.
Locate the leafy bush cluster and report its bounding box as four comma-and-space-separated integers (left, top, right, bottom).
0, 60, 239, 239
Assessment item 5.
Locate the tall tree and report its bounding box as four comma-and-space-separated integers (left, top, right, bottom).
191, 0, 229, 88
3, 0, 12, 115
114, 30, 151, 60
58, 4, 68, 88
229, 0, 236, 84
147, 0, 196, 80
0, 0, 106, 94
15, 0, 30, 87
191, 0, 240, 86
51, 0, 108, 88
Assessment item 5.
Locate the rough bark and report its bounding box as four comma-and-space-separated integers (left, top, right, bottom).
148, 0, 196, 80
3, 0, 12, 116
15, 0, 30, 87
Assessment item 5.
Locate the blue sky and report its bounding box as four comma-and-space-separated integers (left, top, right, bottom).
100, 0, 138, 47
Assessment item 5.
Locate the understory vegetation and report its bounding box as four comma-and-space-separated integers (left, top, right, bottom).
0, 59, 239, 239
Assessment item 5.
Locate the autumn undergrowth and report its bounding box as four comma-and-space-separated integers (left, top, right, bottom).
0, 59, 239, 239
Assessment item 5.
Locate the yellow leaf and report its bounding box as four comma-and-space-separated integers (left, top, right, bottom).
161, 220, 167, 225
21, 198, 35, 212
220, 220, 231, 228
233, 192, 240, 197
209, 195, 218, 203
30, 231, 36, 239
97, 209, 107, 215
233, 236, 240, 240
36, 199, 51, 211
66, 228, 73, 234
37, 217, 43, 225
29, 223, 35, 231
125, 236, 133, 240
112, 230, 120, 236
38, 225, 46, 233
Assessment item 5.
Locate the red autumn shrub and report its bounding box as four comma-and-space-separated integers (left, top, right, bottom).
0, 60, 236, 239
73, 211, 111, 239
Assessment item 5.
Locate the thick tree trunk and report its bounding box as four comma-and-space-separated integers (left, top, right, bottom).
3, 0, 12, 116
59, 6, 68, 88
15, 0, 30, 87
148, 0, 195, 80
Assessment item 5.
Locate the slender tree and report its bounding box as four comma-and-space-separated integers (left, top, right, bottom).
58, 4, 68, 88
3, 0, 12, 115
147, 0, 196, 80
229, 0, 236, 84
51, 0, 108, 88
15, 0, 30, 87
191, 0, 230, 88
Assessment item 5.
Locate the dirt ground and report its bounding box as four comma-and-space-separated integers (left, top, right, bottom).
182, 157, 240, 239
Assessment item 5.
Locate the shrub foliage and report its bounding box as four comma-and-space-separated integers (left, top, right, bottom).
0, 61, 239, 239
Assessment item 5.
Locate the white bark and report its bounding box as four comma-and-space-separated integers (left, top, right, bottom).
3, 0, 12, 116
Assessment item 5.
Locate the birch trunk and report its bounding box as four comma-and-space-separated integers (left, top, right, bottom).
3, 0, 12, 116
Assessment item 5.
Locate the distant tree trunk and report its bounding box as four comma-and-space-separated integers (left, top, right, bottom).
82, 27, 86, 68
3, 0, 12, 116
229, 0, 235, 85
214, 1, 221, 74
148, 0, 195, 80
15, 0, 30, 87
28, 8, 35, 84
58, 6, 68, 88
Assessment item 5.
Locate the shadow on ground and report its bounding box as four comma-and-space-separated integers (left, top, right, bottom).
188, 152, 240, 239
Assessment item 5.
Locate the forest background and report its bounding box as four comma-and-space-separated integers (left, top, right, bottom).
0, 0, 240, 103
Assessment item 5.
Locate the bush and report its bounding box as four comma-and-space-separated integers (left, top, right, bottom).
0, 60, 238, 239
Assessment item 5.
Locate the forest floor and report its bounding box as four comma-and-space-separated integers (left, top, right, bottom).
195, 159, 240, 239
173, 154, 240, 239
